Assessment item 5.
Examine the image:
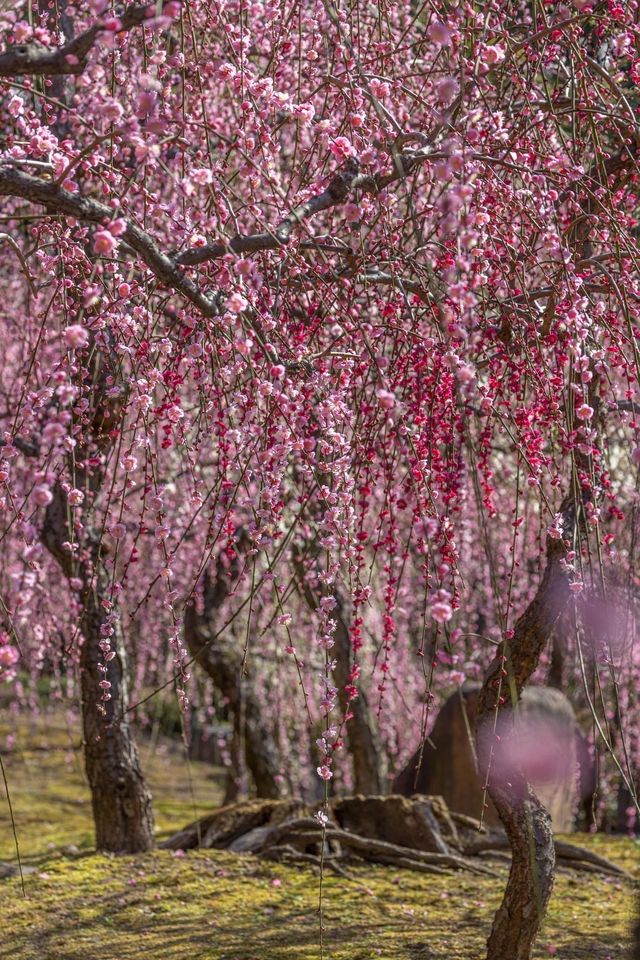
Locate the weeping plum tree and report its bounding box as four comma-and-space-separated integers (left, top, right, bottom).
0, 0, 639, 954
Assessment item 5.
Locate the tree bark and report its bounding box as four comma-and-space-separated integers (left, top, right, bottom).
291, 543, 387, 795
80, 568, 155, 852
40, 348, 155, 853
222, 713, 247, 805
481, 780, 555, 959
547, 625, 565, 690
476, 497, 578, 960
184, 560, 283, 800
42, 485, 155, 852
333, 594, 387, 794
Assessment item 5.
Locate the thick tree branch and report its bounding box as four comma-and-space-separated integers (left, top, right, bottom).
0, 153, 433, 322
0, 166, 219, 318
0, 3, 168, 77
174, 152, 431, 266
176, 159, 363, 266
477, 502, 577, 717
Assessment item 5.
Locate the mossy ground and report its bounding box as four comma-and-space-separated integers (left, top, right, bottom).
0, 711, 637, 960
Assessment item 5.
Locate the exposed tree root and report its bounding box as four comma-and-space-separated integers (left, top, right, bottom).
162, 795, 631, 882
466, 834, 631, 878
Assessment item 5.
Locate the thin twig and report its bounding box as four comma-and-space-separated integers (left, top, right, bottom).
0, 752, 25, 897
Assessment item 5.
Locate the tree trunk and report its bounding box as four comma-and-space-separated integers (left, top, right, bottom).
80, 570, 155, 853
547, 626, 565, 690
243, 689, 283, 798
476, 496, 578, 960
40, 346, 155, 853
184, 562, 283, 799
333, 594, 387, 794
483, 783, 555, 958
222, 710, 248, 805
291, 538, 386, 795
576, 728, 598, 832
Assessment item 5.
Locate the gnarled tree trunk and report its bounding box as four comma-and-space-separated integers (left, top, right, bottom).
476, 496, 578, 959
292, 542, 386, 795
41, 348, 154, 854
222, 711, 248, 805
184, 559, 283, 799
42, 488, 155, 853
80, 567, 154, 852
333, 594, 387, 794
547, 625, 565, 690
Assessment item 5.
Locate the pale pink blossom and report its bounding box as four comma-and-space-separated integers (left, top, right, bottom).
99, 98, 124, 123
7, 96, 23, 117
93, 230, 118, 256
427, 20, 451, 46
108, 218, 127, 237
377, 389, 396, 410
227, 293, 248, 315
576, 403, 594, 420
42, 423, 66, 444
436, 77, 459, 105
64, 325, 90, 349
483, 43, 506, 66
430, 600, 453, 623
0, 645, 19, 668
166, 405, 184, 423
329, 137, 355, 159
33, 484, 54, 507
13, 21, 32, 42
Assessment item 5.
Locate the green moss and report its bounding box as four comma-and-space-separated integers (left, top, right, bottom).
0, 712, 637, 959
1, 846, 636, 960
0, 712, 223, 858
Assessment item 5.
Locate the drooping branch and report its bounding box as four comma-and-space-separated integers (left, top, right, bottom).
331, 594, 388, 795
0, 3, 171, 77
